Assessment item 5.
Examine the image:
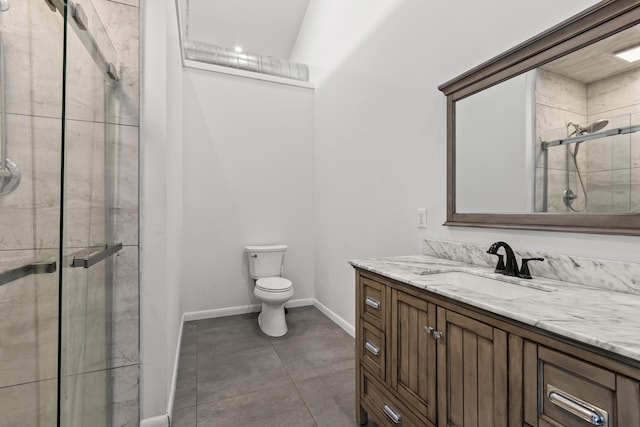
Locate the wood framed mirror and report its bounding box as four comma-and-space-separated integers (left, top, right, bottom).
439, 0, 640, 235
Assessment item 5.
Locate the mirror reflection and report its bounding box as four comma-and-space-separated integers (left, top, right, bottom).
455, 24, 640, 214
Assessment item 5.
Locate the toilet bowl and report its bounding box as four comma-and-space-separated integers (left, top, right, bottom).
255, 277, 294, 337
245, 245, 294, 337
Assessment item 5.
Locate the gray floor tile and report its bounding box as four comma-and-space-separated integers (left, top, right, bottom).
172, 405, 196, 427
295, 367, 357, 427
197, 384, 316, 427
174, 358, 197, 411
272, 327, 356, 382
173, 305, 372, 426
181, 330, 197, 354
196, 313, 258, 333
197, 345, 291, 404
183, 320, 197, 336
197, 315, 271, 357
270, 306, 344, 342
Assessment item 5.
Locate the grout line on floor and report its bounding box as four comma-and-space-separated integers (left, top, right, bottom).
271, 334, 321, 427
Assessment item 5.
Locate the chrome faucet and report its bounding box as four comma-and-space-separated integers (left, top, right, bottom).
486, 241, 544, 279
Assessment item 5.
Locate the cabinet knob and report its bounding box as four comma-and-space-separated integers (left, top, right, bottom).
424, 326, 435, 335
433, 331, 445, 341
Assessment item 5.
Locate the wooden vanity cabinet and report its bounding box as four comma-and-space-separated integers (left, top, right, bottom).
355, 269, 640, 427
356, 270, 508, 427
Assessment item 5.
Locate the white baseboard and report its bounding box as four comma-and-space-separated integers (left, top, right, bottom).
184, 304, 261, 321
139, 414, 169, 427
312, 299, 355, 337
183, 298, 314, 322
286, 297, 314, 308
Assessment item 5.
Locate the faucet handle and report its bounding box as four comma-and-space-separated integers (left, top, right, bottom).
490, 253, 505, 273
519, 257, 544, 279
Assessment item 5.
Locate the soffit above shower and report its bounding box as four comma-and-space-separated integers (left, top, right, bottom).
539, 24, 640, 84
185, 0, 311, 59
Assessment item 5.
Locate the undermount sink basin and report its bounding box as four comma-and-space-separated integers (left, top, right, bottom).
421, 271, 557, 299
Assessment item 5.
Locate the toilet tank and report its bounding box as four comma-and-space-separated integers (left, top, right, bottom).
245, 244, 288, 279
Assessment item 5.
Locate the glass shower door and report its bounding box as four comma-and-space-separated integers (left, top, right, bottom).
58, 1, 120, 425
0, 1, 64, 425
0, 1, 131, 424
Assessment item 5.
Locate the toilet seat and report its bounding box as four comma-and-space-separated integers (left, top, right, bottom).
256, 277, 293, 293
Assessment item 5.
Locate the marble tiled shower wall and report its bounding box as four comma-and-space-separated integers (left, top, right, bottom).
0, 1, 139, 426
535, 68, 640, 212
535, 68, 587, 212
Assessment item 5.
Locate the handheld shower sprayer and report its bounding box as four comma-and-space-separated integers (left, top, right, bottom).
563, 119, 609, 212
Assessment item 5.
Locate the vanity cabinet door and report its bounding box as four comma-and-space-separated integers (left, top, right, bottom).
437, 307, 508, 427
390, 289, 437, 425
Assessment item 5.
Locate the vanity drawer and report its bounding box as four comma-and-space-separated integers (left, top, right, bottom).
538, 347, 615, 427
361, 320, 385, 381
360, 276, 386, 330
361, 369, 424, 427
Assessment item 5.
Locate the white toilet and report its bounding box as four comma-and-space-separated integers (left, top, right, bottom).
245, 244, 294, 337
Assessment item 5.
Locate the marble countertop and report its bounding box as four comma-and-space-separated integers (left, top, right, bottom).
350, 255, 640, 363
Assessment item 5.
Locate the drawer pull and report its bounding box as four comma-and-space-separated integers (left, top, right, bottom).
365, 297, 381, 310
547, 385, 608, 426
383, 403, 402, 424
364, 341, 380, 356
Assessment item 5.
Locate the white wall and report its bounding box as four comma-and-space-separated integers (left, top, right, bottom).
292, 0, 640, 330
180, 70, 315, 313
140, 0, 183, 420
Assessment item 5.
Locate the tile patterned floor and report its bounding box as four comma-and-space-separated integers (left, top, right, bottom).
172, 306, 380, 427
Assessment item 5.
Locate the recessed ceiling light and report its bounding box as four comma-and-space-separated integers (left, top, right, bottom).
234, 46, 243, 53
614, 45, 640, 62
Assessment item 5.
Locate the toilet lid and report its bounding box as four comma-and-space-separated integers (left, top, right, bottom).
256, 277, 293, 292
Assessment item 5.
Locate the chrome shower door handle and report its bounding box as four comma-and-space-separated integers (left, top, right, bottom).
0, 261, 57, 286
71, 243, 123, 268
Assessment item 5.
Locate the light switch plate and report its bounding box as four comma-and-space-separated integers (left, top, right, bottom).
417, 208, 427, 228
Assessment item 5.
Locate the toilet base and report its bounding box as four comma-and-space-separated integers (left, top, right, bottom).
258, 302, 288, 337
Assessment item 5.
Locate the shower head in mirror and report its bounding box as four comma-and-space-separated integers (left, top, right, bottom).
567, 119, 609, 136
584, 119, 609, 133
0, 0, 8, 12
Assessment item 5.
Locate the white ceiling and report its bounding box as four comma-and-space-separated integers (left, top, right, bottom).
186, 0, 311, 59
